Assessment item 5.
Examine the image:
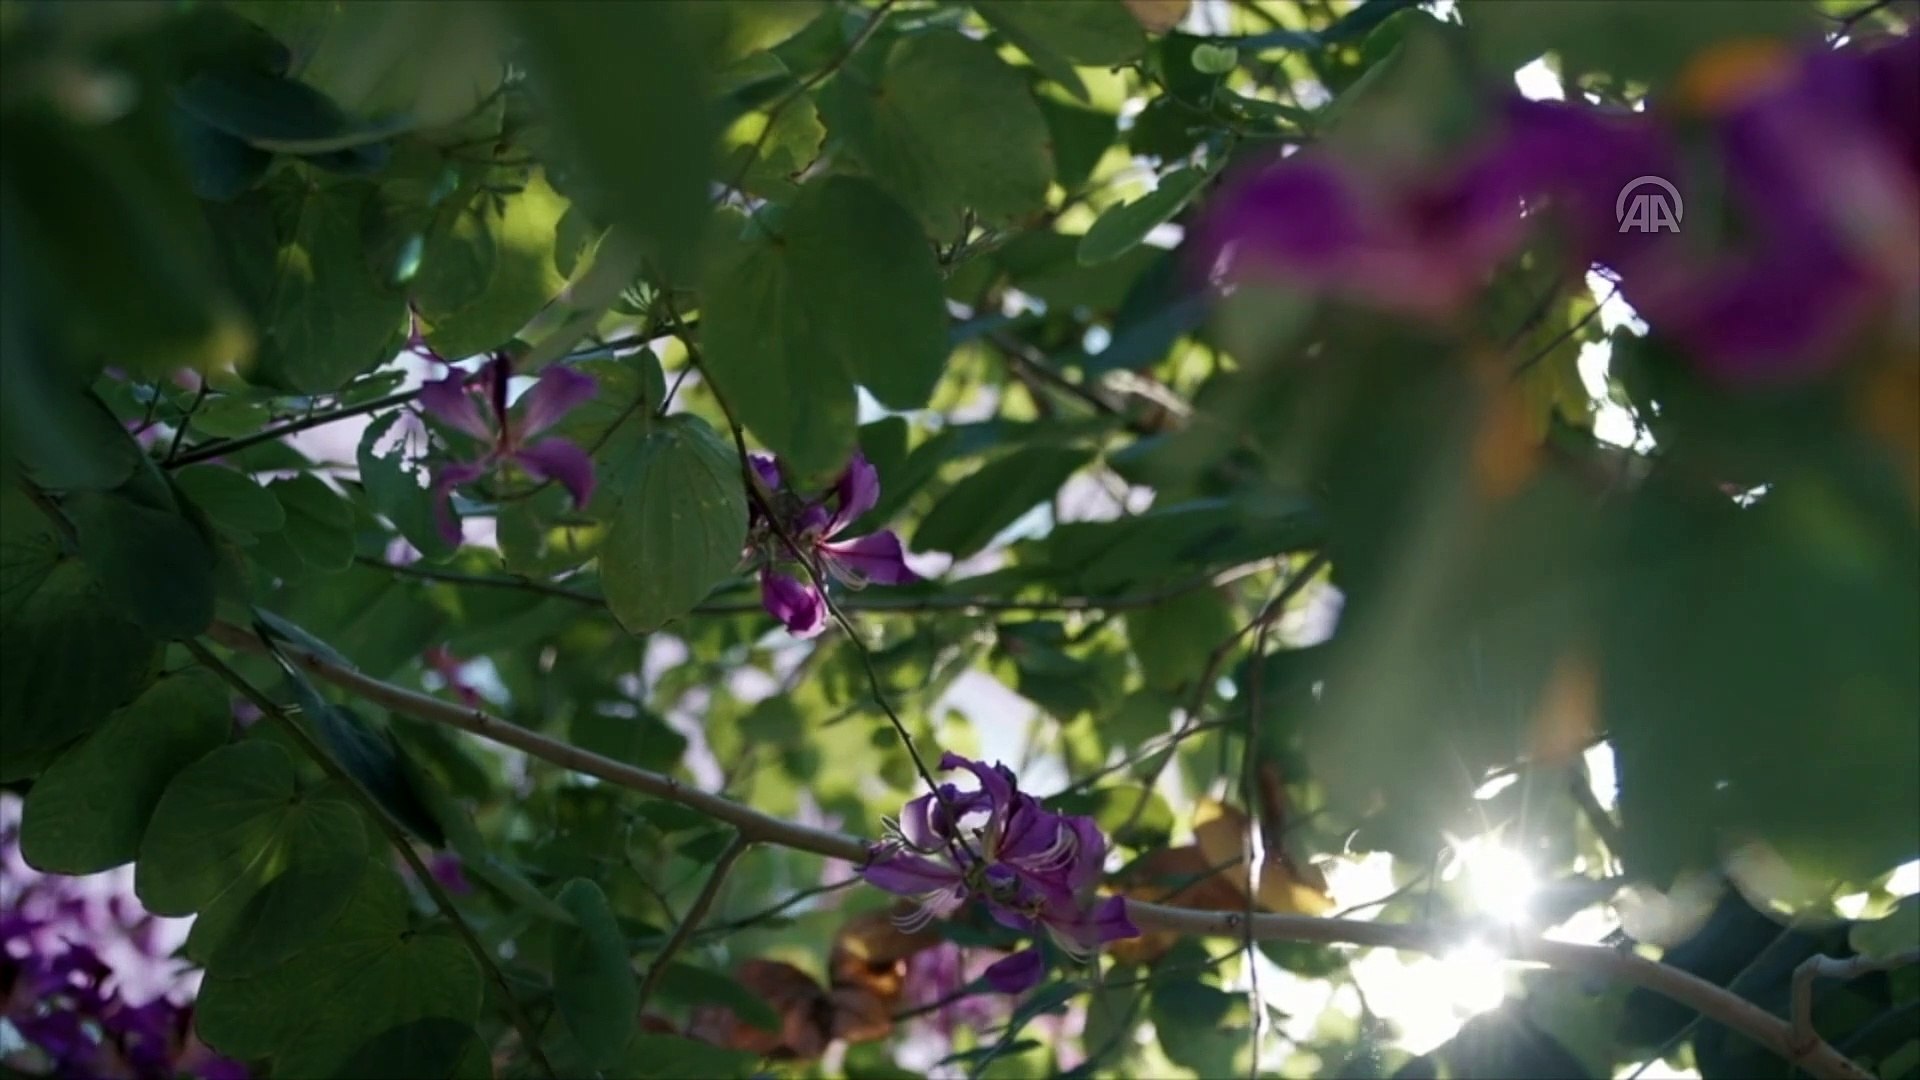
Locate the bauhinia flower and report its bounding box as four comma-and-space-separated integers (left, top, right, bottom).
1200, 33, 1919, 383
745, 451, 919, 637
860, 753, 1139, 995
419, 355, 597, 546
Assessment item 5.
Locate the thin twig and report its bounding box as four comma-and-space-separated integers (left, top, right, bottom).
1121, 551, 1329, 836
635, 833, 754, 1015
203, 618, 1875, 1080
721, 0, 898, 200
168, 389, 420, 468
185, 639, 558, 1080
1241, 613, 1274, 1080
162, 379, 211, 465
1791, 950, 1920, 1063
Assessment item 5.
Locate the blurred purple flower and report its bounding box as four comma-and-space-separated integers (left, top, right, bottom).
981, 949, 1045, 994
860, 754, 1137, 991
744, 451, 919, 637
420, 355, 597, 546
1, 797, 246, 1079
427, 852, 473, 897
1201, 33, 1920, 383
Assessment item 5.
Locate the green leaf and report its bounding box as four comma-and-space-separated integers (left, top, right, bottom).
1604, 476, 1920, 884
975, 1, 1146, 64
4, 109, 249, 378
334, 1019, 491, 1080
195, 786, 370, 977
19, 669, 231, 874
358, 411, 452, 562
173, 67, 411, 155
819, 30, 1054, 234
191, 396, 272, 439
268, 473, 357, 572
214, 174, 406, 394
1851, 896, 1919, 961
599, 415, 749, 633
915, 445, 1093, 558
282, 666, 444, 845
196, 868, 483, 1077
1127, 587, 1236, 692
136, 739, 303, 916
552, 879, 638, 1067
621, 1034, 758, 1080
415, 172, 570, 360
68, 487, 216, 638
177, 464, 286, 544
1076, 166, 1206, 266
0, 489, 160, 781
699, 177, 948, 475
513, 1, 717, 277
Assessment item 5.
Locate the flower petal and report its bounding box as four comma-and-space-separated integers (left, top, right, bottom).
982, 949, 1045, 995
749, 454, 784, 494
420, 371, 494, 441
861, 849, 963, 897
819, 530, 919, 587
429, 459, 489, 547
831, 450, 881, 532
516, 365, 597, 439
760, 568, 826, 637
513, 439, 597, 508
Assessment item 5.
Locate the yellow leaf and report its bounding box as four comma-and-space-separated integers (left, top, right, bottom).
1191, 798, 1334, 917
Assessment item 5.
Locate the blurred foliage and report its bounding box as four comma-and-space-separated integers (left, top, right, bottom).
1, 0, 1915, 1078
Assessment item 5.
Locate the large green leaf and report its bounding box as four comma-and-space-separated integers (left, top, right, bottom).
196, 868, 483, 1078
177, 464, 288, 544
213, 173, 406, 393
357, 411, 453, 562
1604, 472, 1920, 885
414, 172, 571, 360
4, 106, 249, 378
552, 878, 638, 1067
699, 178, 947, 476
914, 445, 1094, 559
622, 1035, 758, 1080
266, 473, 357, 572
599, 416, 748, 633
19, 669, 231, 874
68, 487, 217, 638
0, 487, 160, 781
976, 1, 1146, 65
335, 1019, 491, 1080
513, 1, 717, 278
819, 30, 1054, 234
136, 739, 305, 916
192, 785, 370, 977
1126, 587, 1237, 692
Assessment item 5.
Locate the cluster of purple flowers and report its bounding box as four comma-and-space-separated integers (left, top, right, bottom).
746, 451, 918, 637
1202, 33, 1918, 383
860, 754, 1138, 995
1, 803, 244, 1080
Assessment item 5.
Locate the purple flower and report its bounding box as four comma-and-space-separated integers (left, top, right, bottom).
1199, 33, 1920, 384
744, 451, 919, 636
859, 754, 1138, 988
420, 355, 597, 546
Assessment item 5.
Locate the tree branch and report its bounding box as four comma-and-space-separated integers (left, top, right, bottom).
201, 619, 1876, 1080
1792, 950, 1920, 1065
